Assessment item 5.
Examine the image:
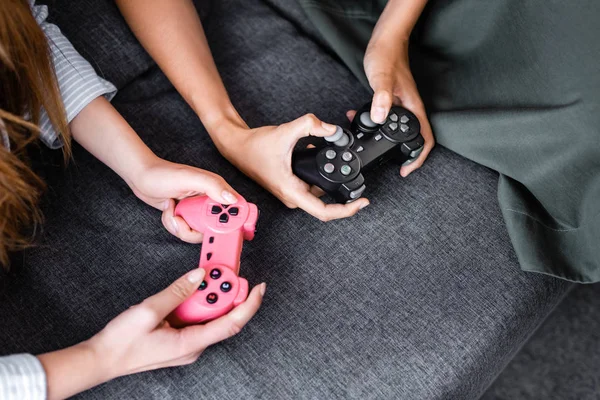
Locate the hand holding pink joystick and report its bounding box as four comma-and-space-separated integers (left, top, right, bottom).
167, 194, 258, 326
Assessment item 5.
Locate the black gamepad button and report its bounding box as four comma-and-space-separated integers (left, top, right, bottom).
220, 282, 232, 292
374, 134, 382, 141
198, 281, 207, 290
211, 205, 222, 214
219, 213, 229, 223
228, 207, 239, 216
207, 293, 218, 304
222, 204, 229, 209
356, 146, 364, 153
210, 268, 222, 279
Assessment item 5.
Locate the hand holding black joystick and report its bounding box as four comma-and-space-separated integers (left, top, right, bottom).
292, 103, 424, 203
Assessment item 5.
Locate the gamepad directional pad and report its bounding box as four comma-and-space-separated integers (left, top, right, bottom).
292, 103, 425, 203
167, 195, 258, 326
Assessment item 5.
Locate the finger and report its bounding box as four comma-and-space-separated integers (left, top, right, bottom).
161, 200, 204, 243
172, 215, 204, 244
369, 72, 395, 123
181, 169, 239, 205
140, 269, 206, 324
161, 199, 179, 237
291, 190, 369, 222
283, 113, 338, 141
180, 283, 266, 349
400, 106, 435, 177
346, 110, 357, 122
309, 185, 325, 197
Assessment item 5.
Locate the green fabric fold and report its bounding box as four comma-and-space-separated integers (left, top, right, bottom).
298, 0, 600, 282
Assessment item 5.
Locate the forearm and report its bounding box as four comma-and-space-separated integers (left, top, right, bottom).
69, 97, 158, 188
37, 341, 109, 400
373, 0, 428, 42
115, 0, 246, 143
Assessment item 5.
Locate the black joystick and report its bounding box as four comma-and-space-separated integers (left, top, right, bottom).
325, 126, 351, 147
292, 103, 424, 203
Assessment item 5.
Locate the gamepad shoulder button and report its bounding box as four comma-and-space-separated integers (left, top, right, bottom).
349, 185, 366, 200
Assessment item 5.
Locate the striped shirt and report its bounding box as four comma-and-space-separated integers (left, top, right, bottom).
1, 2, 117, 399
0, 1, 117, 150
0, 355, 46, 400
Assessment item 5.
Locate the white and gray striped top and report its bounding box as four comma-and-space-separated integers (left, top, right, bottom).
0, 354, 46, 400
0, 1, 117, 150
1, 2, 117, 399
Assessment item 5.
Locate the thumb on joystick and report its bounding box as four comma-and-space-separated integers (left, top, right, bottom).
324, 126, 350, 147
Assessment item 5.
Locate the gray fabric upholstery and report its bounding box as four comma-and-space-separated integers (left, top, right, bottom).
483, 284, 600, 400
0, 0, 571, 398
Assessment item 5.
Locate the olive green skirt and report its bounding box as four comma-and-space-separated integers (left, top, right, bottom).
299, 0, 600, 282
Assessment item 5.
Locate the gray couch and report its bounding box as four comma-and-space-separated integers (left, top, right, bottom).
1, 0, 588, 398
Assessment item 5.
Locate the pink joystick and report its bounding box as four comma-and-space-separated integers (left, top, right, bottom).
168, 195, 258, 326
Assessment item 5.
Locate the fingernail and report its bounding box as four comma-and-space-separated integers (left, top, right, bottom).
260, 282, 267, 296
372, 107, 386, 123
162, 200, 170, 211
322, 122, 337, 132
187, 269, 204, 283
359, 201, 370, 210
171, 217, 179, 233
222, 190, 237, 204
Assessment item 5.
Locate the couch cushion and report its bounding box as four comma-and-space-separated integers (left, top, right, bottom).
0, 1, 571, 399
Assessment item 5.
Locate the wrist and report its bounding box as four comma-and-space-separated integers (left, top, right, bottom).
79, 339, 115, 382
188, 94, 251, 157
85, 334, 123, 381
190, 93, 247, 133
200, 111, 251, 160
121, 151, 162, 193
37, 339, 112, 400
372, 0, 427, 43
